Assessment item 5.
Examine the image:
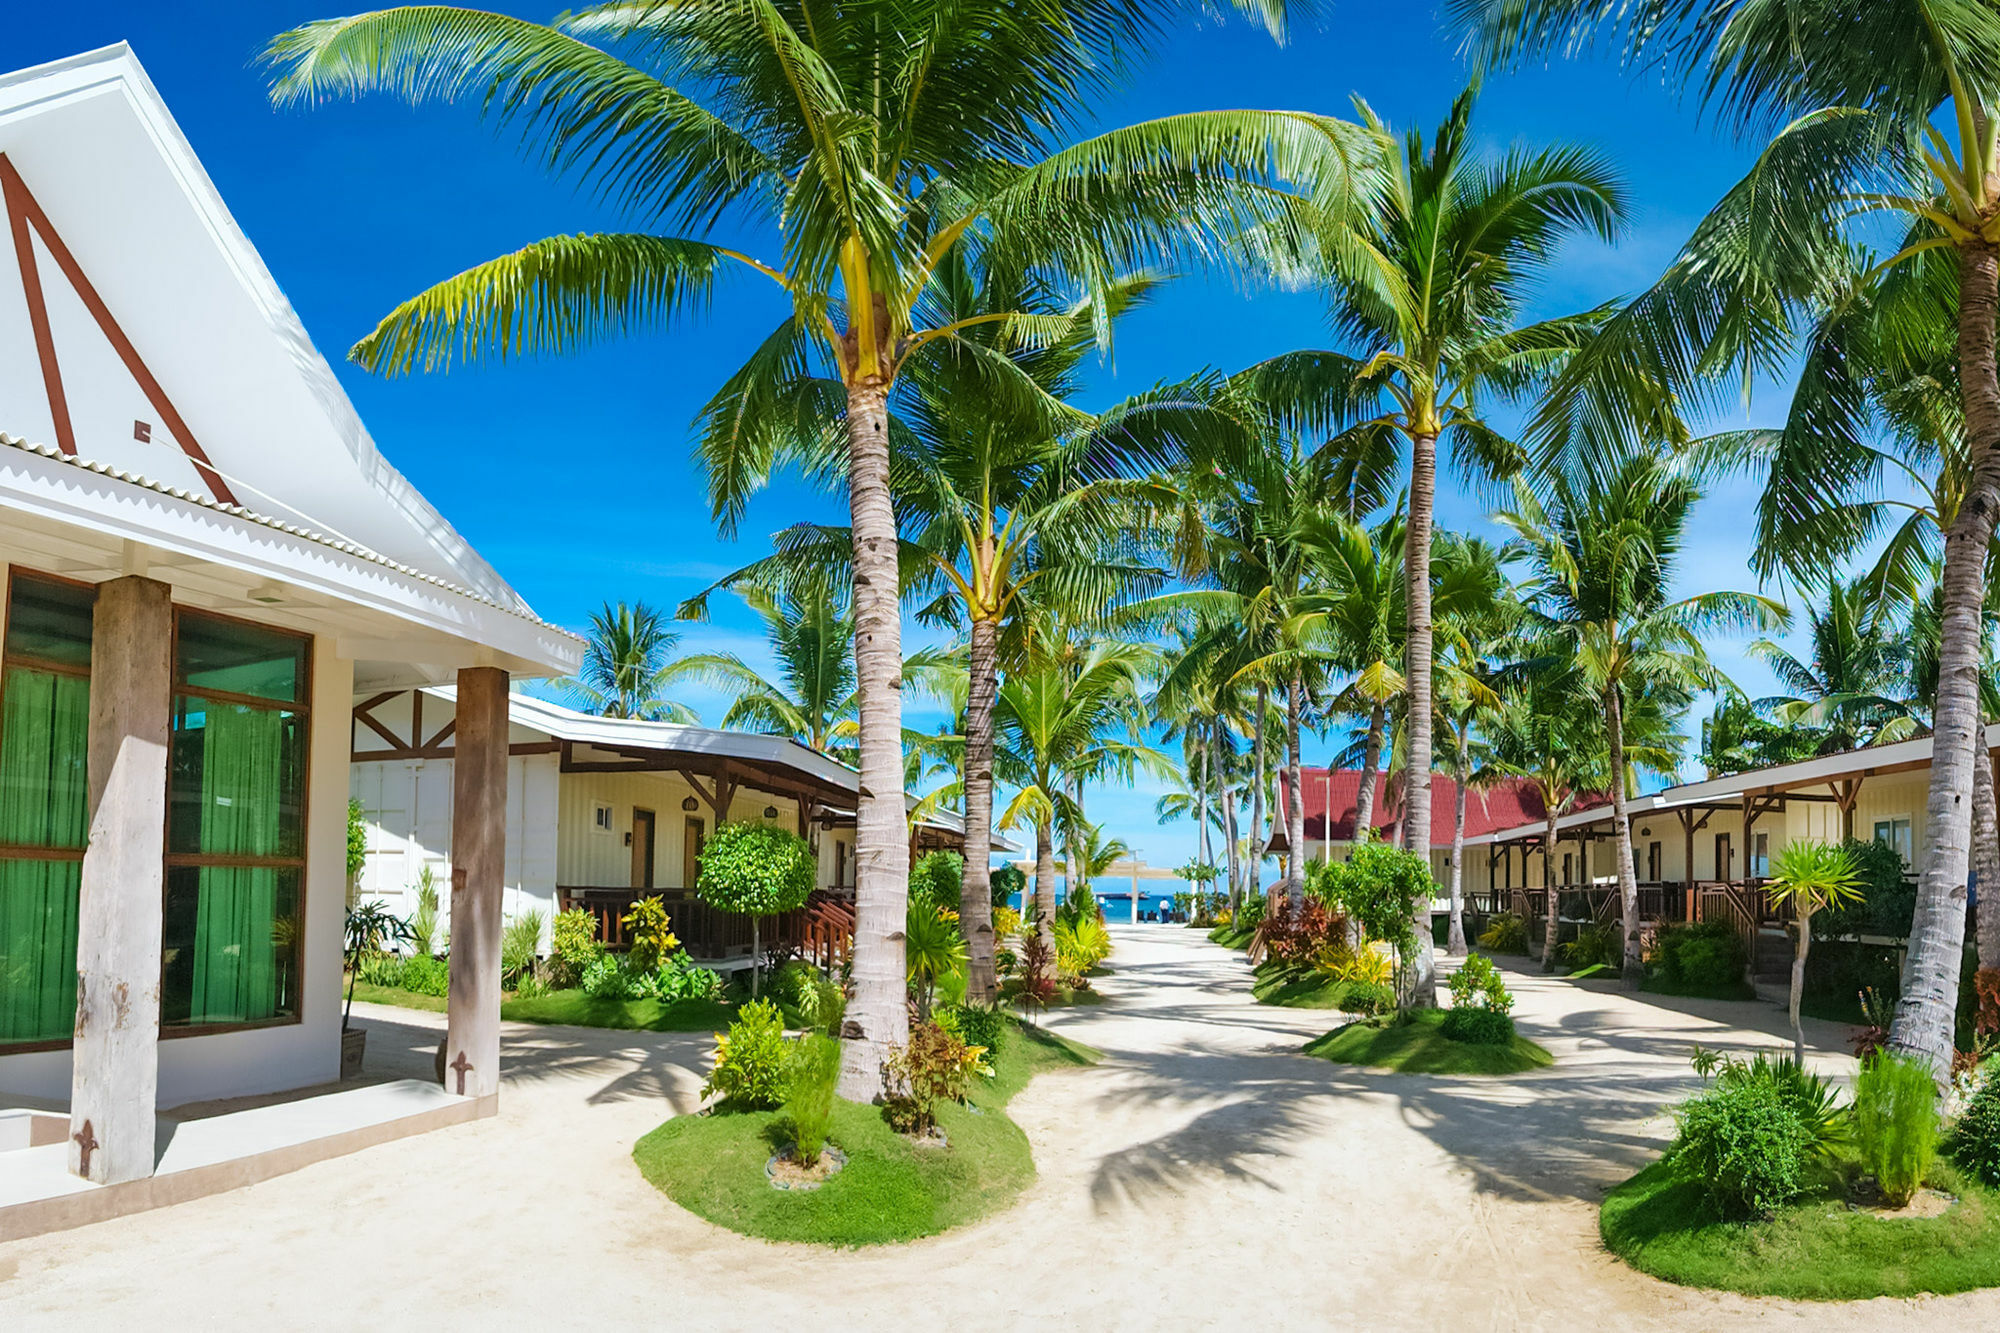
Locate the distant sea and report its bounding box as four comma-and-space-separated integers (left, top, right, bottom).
1006, 876, 1253, 923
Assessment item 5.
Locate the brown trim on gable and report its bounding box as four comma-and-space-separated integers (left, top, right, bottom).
0, 153, 238, 505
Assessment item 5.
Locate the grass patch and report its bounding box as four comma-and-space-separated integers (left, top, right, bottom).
345, 978, 733, 1032
1601, 1158, 2000, 1299
997, 978, 1106, 1008
1640, 974, 1758, 1003
346, 979, 448, 1013
1302, 1007, 1554, 1075
1207, 922, 1256, 951
1250, 961, 1384, 1012
633, 1020, 1099, 1246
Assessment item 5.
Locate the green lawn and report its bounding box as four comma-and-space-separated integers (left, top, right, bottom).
1601, 1159, 2000, 1299
1302, 1007, 1554, 1075
1207, 922, 1256, 951
1250, 961, 1384, 1012
346, 978, 733, 1032
633, 1021, 1100, 1246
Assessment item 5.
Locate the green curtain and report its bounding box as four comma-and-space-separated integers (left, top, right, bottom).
0, 667, 88, 1042
186, 704, 283, 1024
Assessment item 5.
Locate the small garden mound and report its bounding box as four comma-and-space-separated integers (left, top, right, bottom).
634, 1016, 1099, 1246
1304, 1006, 1555, 1075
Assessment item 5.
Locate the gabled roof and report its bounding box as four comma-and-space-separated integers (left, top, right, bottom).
1299, 768, 1550, 848
0, 46, 560, 657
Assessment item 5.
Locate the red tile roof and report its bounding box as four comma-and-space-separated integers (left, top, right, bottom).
1291, 768, 1552, 849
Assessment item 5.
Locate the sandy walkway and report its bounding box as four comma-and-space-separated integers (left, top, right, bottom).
1, 927, 1993, 1329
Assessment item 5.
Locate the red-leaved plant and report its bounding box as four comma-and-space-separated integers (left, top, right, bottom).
1248, 897, 1345, 967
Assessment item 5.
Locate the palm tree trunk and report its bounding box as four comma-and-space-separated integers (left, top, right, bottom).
960, 614, 999, 1004
1402, 431, 1439, 1007
1251, 683, 1268, 896
1608, 685, 1643, 988
1977, 746, 2000, 973
1034, 817, 1058, 955
1541, 808, 1561, 972
1067, 773, 1085, 898
1193, 743, 1210, 898
1448, 743, 1469, 956
837, 376, 910, 1101
1792, 904, 1812, 1067
1285, 675, 1306, 910
1891, 240, 2000, 1080
1219, 717, 1242, 914
1353, 702, 1386, 837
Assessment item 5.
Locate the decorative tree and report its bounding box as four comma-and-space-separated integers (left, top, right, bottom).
697, 822, 815, 998
1314, 842, 1438, 1012
1765, 841, 1864, 1065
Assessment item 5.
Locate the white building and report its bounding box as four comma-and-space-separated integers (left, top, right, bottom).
0, 45, 577, 1229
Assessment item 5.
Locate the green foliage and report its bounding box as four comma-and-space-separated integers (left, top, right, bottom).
1447, 954, 1514, 1015
1945, 1065, 2000, 1188
937, 1002, 1007, 1055
1651, 921, 1750, 995
1053, 912, 1112, 980
697, 821, 816, 918
344, 899, 409, 960
1477, 912, 1530, 954
884, 1021, 979, 1136
990, 863, 1026, 907
1700, 1051, 1848, 1157
582, 950, 720, 1003
399, 953, 450, 997
353, 952, 407, 987
783, 1033, 842, 1167
501, 909, 545, 988
1176, 860, 1221, 885
909, 850, 965, 915
1671, 1077, 1814, 1219
620, 895, 679, 972
703, 999, 790, 1110
1765, 840, 1864, 928
1440, 1006, 1517, 1045
1304, 1007, 1553, 1074
409, 866, 442, 958
1855, 1054, 1940, 1207
549, 906, 604, 989
1311, 842, 1434, 958
1814, 838, 1916, 938
582, 952, 641, 1000
346, 798, 368, 880
1560, 919, 1622, 972
905, 903, 969, 1016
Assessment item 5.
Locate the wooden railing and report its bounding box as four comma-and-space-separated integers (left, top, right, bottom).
557, 886, 855, 964
1691, 881, 1756, 950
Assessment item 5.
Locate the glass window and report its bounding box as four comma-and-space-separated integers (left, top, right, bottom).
0, 573, 91, 1045
162, 610, 310, 1030
1874, 818, 1914, 866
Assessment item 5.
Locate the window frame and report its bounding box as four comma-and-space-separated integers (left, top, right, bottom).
158, 604, 313, 1039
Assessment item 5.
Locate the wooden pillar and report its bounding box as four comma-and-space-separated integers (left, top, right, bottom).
70, 576, 172, 1184
446, 666, 509, 1104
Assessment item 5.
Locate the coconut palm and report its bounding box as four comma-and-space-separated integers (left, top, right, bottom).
1239, 84, 1624, 911
266, 0, 1368, 1096
1459, 0, 2000, 1078
1431, 532, 1511, 955
1499, 452, 1784, 983
563, 601, 699, 722
1749, 580, 1920, 753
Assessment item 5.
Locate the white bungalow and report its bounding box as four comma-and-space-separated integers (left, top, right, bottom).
0, 45, 578, 1231
349, 688, 1009, 965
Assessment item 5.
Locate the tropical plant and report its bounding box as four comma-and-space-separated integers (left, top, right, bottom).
1053, 912, 1112, 981
905, 902, 968, 1020
697, 822, 816, 996
501, 908, 546, 990
1855, 1053, 1941, 1207
1671, 1077, 1814, 1220
1945, 1064, 2000, 1187
343, 899, 412, 1031
619, 896, 679, 973
702, 999, 790, 1110
345, 798, 369, 888
1431, 532, 1510, 954
1749, 582, 1920, 753
1700, 692, 1828, 778
1460, 0, 2000, 1081
1500, 452, 1782, 983
548, 906, 604, 989
1765, 841, 1866, 1064
783, 1033, 843, 1167
884, 1021, 979, 1137
908, 850, 966, 918
561, 601, 698, 721
1311, 842, 1436, 1009
1478, 912, 1530, 955
408, 865, 442, 959
264, 0, 1359, 1104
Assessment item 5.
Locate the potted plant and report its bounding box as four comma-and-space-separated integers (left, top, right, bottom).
343, 899, 411, 1078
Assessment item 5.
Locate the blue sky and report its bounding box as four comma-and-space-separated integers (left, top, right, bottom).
15, 4, 1822, 868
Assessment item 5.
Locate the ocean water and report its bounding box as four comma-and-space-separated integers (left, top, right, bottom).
1005, 876, 1247, 923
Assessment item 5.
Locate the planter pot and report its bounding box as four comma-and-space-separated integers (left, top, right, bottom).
340, 1027, 366, 1080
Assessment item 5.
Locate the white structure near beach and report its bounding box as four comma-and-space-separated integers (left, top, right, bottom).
0, 45, 577, 1234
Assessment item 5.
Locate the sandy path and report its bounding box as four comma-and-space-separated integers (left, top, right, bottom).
1, 926, 1993, 1329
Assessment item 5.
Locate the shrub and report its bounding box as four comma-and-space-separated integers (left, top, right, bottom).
1478, 912, 1530, 955
1250, 896, 1343, 968
783, 1033, 842, 1166
909, 850, 965, 915
620, 896, 679, 972
1946, 1062, 2000, 1187
1813, 837, 1915, 938
938, 1002, 1006, 1056
1447, 953, 1514, 1015
1440, 1006, 1516, 1045
1855, 1053, 1940, 1207
702, 999, 790, 1109
696, 821, 816, 920
906, 903, 968, 1017
650, 952, 723, 1003
399, 953, 449, 997
1672, 1077, 1813, 1219
354, 951, 405, 987
1653, 921, 1748, 991
409, 866, 442, 958
1696, 1050, 1847, 1156
883, 1021, 979, 1136
501, 909, 544, 989
992, 904, 1021, 940
1338, 980, 1396, 1015
1326, 945, 1393, 988
548, 906, 604, 989
581, 953, 642, 1000
1560, 919, 1621, 972
990, 862, 1026, 908
1054, 912, 1111, 979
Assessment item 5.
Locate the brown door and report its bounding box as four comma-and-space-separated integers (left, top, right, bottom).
631, 808, 656, 889
1714, 832, 1732, 883
684, 816, 706, 887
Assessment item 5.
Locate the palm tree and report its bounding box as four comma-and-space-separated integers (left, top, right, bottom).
1499, 452, 1783, 984
266, 0, 1367, 1096
1485, 669, 1605, 971
1244, 85, 1623, 910
564, 601, 698, 722
1074, 823, 1135, 889
1749, 580, 1919, 753
1431, 533, 1510, 955
1460, 0, 2000, 1077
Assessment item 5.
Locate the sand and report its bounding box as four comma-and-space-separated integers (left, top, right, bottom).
2, 926, 1993, 1330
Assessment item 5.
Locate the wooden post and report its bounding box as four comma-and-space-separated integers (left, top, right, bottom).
446, 666, 509, 1104
70, 576, 172, 1184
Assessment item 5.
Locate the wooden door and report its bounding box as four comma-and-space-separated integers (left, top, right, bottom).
632, 808, 656, 889
684, 816, 706, 888
1714, 832, 1732, 883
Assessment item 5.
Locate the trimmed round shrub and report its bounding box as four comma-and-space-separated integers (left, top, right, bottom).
1671, 1078, 1813, 1219
1946, 1065, 2000, 1187
399, 954, 449, 997
697, 821, 815, 917
1440, 1005, 1516, 1046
